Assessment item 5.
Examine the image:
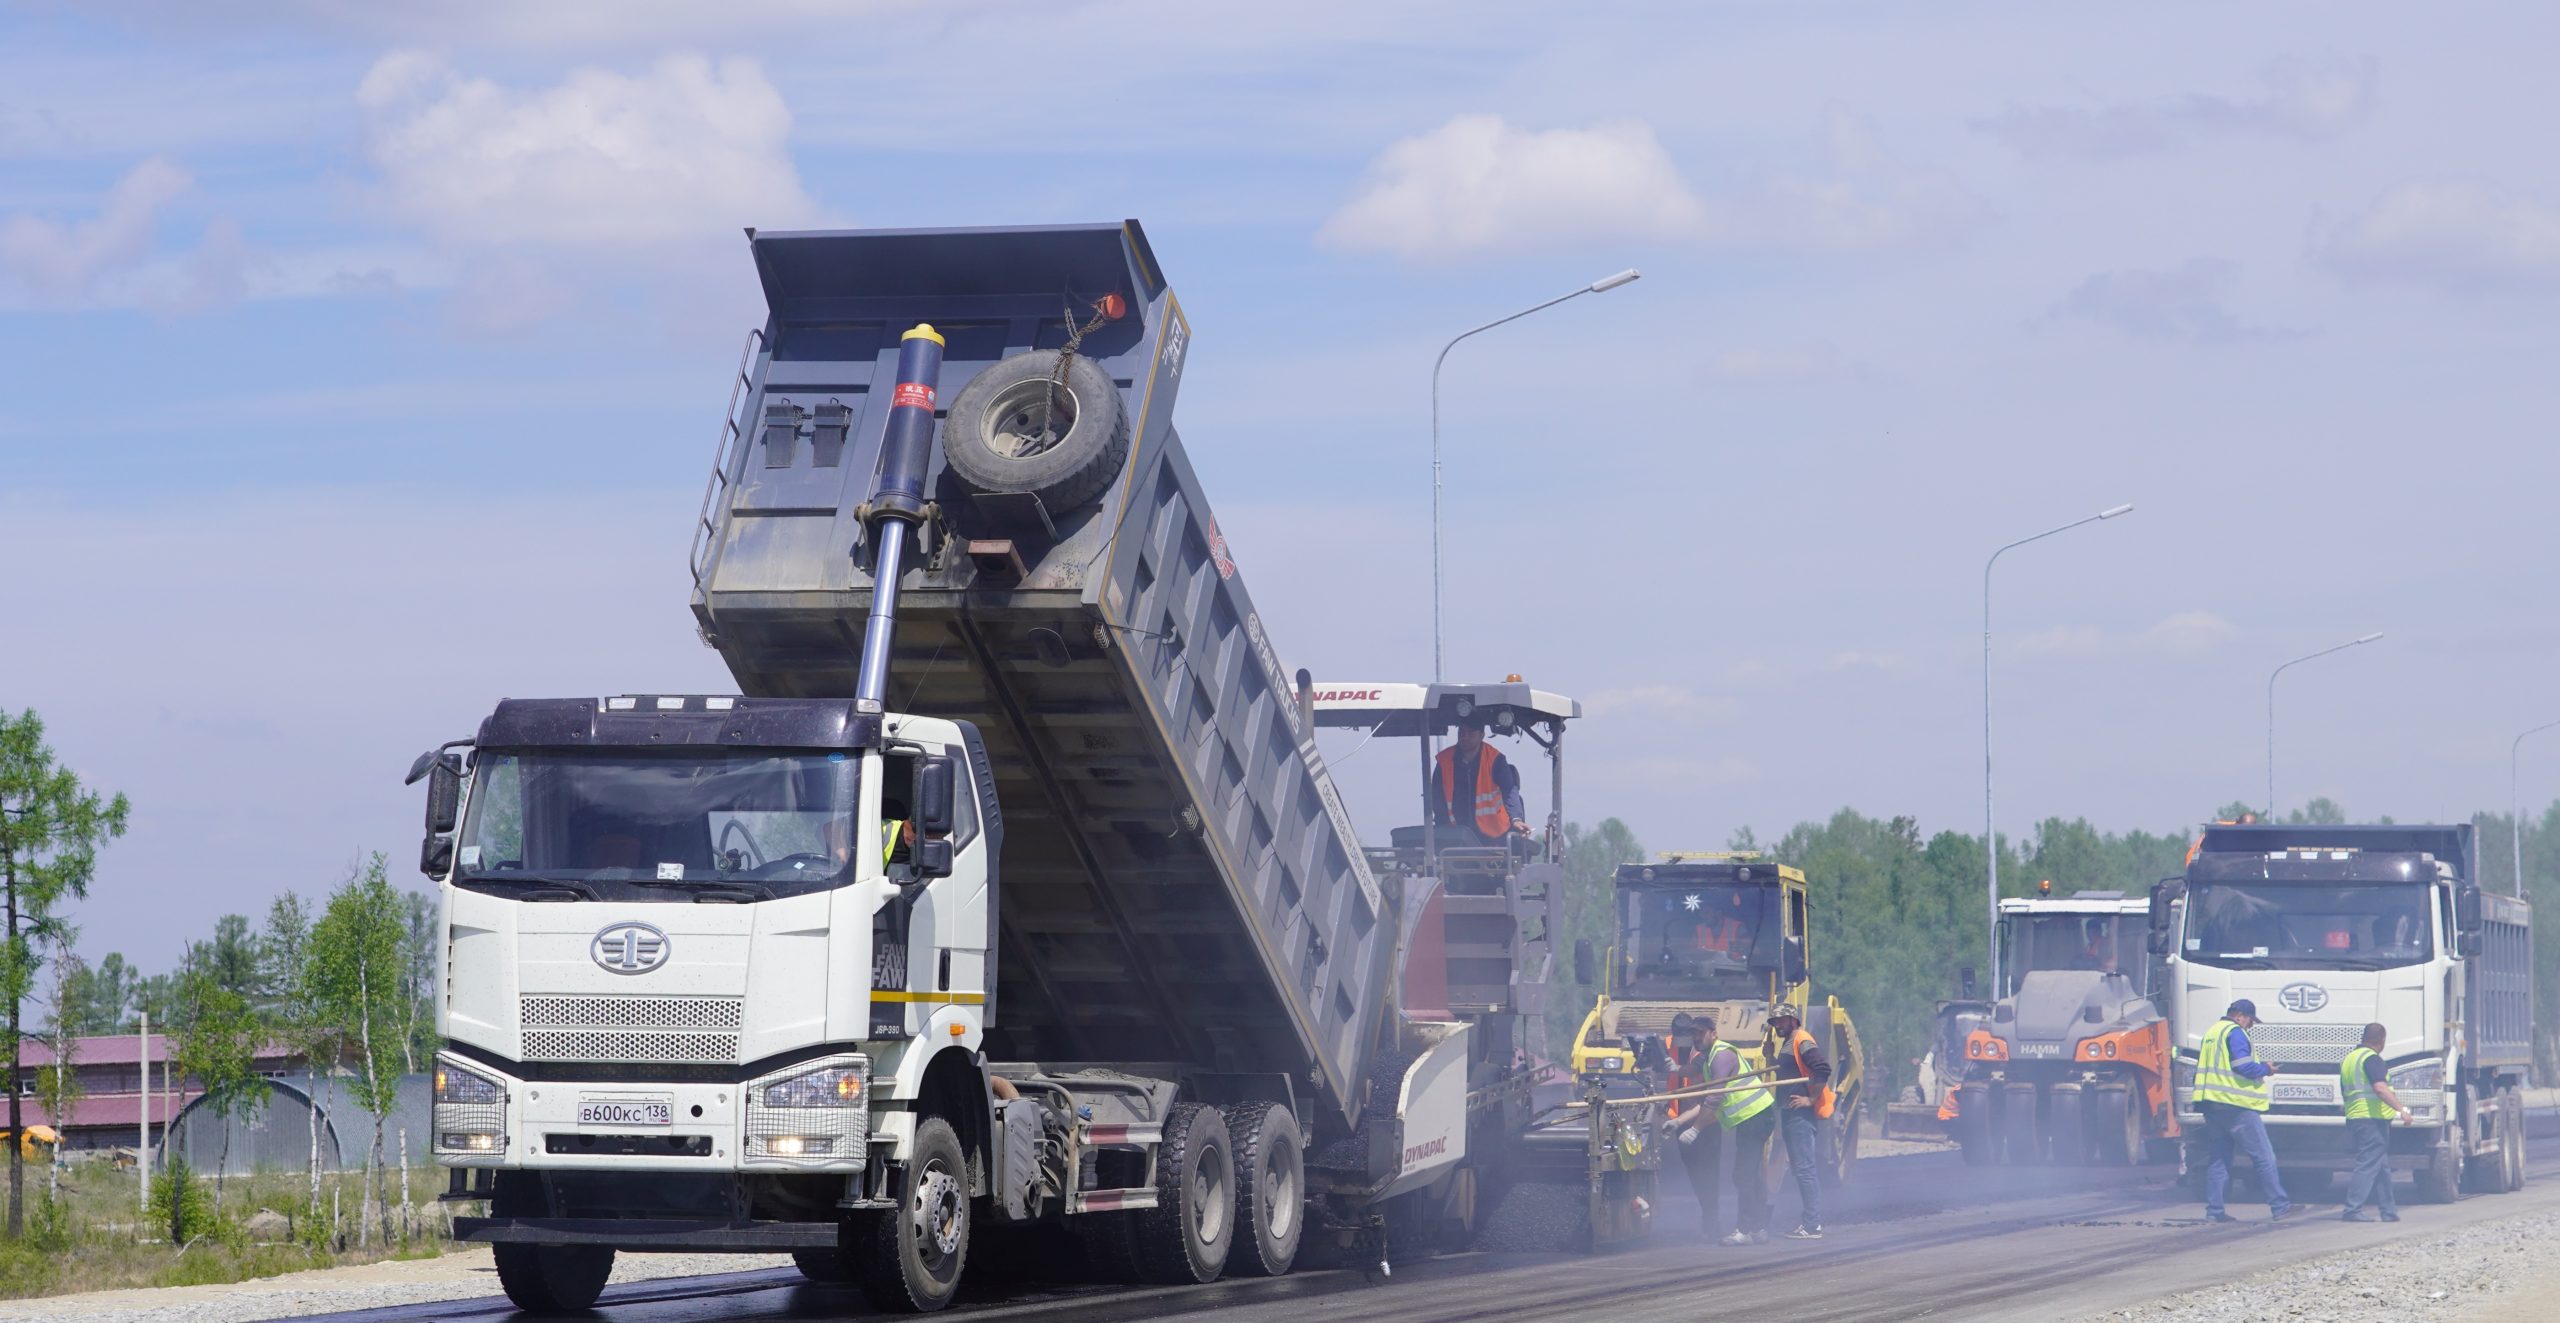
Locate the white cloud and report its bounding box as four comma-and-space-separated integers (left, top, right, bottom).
2317, 182, 2560, 293
357, 51, 818, 250
1703, 341, 1854, 384
2050, 259, 2292, 343
1318, 115, 1705, 259
2142, 611, 2238, 654
1321, 108, 1981, 261
1977, 58, 2377, 162
2016, 624, 2105, 657
0, 157, 193, 303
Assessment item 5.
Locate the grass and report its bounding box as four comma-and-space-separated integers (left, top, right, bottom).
0, 1158, 462, 1300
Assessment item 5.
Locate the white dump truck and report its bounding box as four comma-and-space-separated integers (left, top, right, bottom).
412, 224, 1545, 1312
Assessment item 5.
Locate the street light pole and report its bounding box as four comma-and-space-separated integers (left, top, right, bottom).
2264, 632, 2385, 817
1982, 502, 2135, 980
2512, 718, 2560, 899
1430, 268, 1639, 682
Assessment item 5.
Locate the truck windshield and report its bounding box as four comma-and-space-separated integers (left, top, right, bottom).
2182, 881, 2434, 970
2008, 913, 2146, 987
460, 750, 860, 893
1617, 884, 1779, 1000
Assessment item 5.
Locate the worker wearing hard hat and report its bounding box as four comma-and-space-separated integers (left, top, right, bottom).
1766, 1008, 1833, 1240
2196, 999, 2293, 1223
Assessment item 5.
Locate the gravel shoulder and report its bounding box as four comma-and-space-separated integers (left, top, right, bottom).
2, 1248, 794, 1323
2076, 1208, 2560, 1323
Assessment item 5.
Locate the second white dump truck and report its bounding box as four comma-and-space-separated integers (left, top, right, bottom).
415, 224, 1544, 1312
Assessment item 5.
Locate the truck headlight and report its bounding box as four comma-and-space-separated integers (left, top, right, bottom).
2387, 1059, 2444, 1094
744, 1055, 869, 1166
433, 1055, 508, 1160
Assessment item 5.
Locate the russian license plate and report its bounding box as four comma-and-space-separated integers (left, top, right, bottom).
579, 1096, 673, 1127
2272, 1081, 2329, 1104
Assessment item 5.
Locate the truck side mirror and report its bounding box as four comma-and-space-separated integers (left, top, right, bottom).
423, 759, 462, 835
2147, 878, 2179, 930
420, 834, 453, 878
1782, 934, 1808, 985
915, 756, 957, 836
2146, 927, 2172, 957
2456, 885, 2483, 937
911, 837, 954, 880
1573, 938, 1595, 986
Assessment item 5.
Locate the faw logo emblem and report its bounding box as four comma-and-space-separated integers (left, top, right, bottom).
1310, 690, 1383, 702
592, 923, 669, 975
2277, 981, 2329, 1013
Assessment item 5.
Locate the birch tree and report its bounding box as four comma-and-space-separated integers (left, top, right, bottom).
311, 856, 407, 1247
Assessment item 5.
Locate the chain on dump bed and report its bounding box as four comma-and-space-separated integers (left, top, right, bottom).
1032, 297, 1117, 457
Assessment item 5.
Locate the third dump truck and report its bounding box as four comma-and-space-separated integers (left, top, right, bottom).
2155, 823, 2531, 1201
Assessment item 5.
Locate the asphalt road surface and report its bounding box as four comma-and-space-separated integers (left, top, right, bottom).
309, 1125, 2560, 1323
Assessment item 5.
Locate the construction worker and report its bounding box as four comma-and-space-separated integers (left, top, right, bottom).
2196, 998, 2292, 1222
1666, 1013, 1724, 1239
1428, 714, 1528, 847
2339, 1021, 2411, 1223
1766, 1008, 1832, 1240
1705, 1017, 1777, 1246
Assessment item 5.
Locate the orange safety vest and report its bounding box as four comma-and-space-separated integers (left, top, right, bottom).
1435, 746, 1512, 837
1785, 1028, 1837, 1120
1667, 1043, 1703, 1121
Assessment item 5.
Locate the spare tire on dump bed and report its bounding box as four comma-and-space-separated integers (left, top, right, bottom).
942, 349, 1131, 511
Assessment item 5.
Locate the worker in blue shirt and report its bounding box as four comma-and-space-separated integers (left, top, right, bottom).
2195, 999, 2292, 1222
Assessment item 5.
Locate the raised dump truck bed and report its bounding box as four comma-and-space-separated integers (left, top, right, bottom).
689, 223, 1389, 1131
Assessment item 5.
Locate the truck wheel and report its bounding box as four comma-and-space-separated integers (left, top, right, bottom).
1955, 1085, 1994, 1165
851, 1115, 970, 1312
2089, 1087, 2137, 1166
1225, 1102, 1304, 1276
2000, 1085, 2041, 1165
2506, 1089, 2529, 1191
941, 350, 1132, 512
2046, 1088, 2089, 1166
793, 1248, 857, 1285
2417, 1142, 2464, 1204
1137, 1103, 1236, 1284
493, 1244, 615, 1312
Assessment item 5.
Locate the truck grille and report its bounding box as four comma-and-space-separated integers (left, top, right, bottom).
520, 996, 743, 1064
2236, 1023, 2364, 1063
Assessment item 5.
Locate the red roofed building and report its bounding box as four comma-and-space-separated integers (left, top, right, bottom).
12, 1034, 307, 1153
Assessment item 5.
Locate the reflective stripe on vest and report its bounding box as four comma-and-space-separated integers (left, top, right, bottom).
1435, 746, 1512, 837
1786, 1029, 1837, 1120
1715, 1043, 1775, 1129
1667, 1046, 1701, 1121
2195, 1019, 2269, 1112
881, 820, 904, 865
2340, 1046, 2388, 1120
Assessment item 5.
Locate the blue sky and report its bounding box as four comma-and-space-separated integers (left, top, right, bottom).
7, 2, 2560, 971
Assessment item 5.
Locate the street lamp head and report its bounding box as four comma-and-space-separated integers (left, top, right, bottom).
1589, 269, 1641, 293
2355, 631, 2385, 644
2098, 503, 2135, 519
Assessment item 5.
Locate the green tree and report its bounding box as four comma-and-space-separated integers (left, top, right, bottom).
259, 890, 332, 1219
310, 855, 408, 1247
0, 710, 130, 1239
62, 951, 139, 1034
397, 890, 439, 1073
197, 914, 264, 1002
1544, 818, 1645, 1061
167, 956, 269, 1207
2286, 797, 2348, 825
33, 934, 83, 1199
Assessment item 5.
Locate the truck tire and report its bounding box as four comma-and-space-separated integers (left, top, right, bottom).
2000, 1085, 2041, 1165
493, 1244, 616, 1313
2046, 1087, 2089, 1166
941, 349, 1131, 512
2417, 1141, 2464, 1204
2090, 1086, 2137, 1166
1225, 1102, 1304, 1276
850, 1115, 970, 1312
793, 1248, 857, 1284
1137, 1103, 1236, 1284
1955, 1084, 1995, 1165
2506, 1088, 2529, 1191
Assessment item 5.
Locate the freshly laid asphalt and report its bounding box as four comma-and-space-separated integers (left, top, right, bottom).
301, 1110, 2560, 1323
